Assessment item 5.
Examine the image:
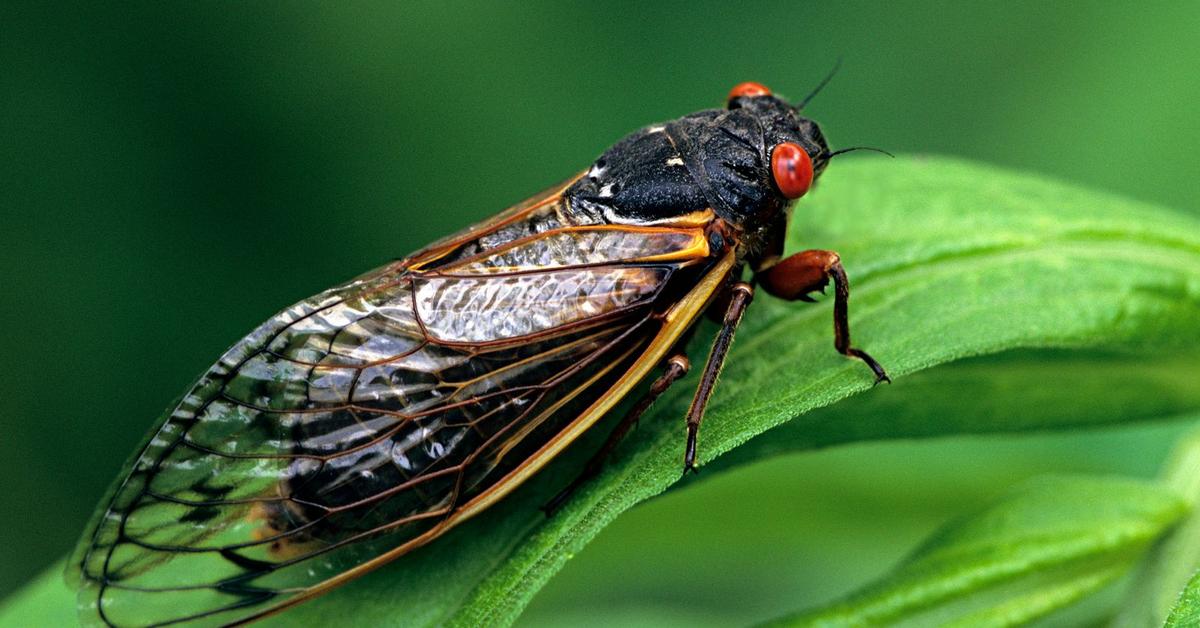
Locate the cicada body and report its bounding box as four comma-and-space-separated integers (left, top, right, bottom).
69, 79, 888, 627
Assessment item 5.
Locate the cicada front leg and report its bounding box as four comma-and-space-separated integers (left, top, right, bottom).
759, 249, 890, 384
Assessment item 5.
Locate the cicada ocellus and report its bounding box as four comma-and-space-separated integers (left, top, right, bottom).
69, 78, 889, 626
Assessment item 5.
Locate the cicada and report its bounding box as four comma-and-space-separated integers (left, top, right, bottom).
69, 78, 888, 627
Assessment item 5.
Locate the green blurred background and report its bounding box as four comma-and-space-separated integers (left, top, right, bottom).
2, 2, 1198, 624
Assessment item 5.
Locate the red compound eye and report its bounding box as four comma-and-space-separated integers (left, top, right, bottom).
727, 81, 772, 104
770, 142, 814, 199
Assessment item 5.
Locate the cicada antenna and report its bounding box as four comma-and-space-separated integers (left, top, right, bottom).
827, 146, 895, 158
795, 57, 843, 110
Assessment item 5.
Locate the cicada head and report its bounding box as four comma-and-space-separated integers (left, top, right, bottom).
709, 86, 833, 217
565, 80, 838, 260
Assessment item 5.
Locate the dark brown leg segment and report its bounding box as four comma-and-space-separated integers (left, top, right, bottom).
759, 249, 890, 384
683, 281, 755, 475
542, 355, 691, 516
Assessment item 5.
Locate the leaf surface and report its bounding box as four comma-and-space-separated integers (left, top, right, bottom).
762, 476, 1188, 627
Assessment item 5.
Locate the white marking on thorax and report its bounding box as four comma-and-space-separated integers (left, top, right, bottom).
647, 126, 666, 134
588, 164, 606, 178
599, 183, 615, 198
665, 157, 684, 166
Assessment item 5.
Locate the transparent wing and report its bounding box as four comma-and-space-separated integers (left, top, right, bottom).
68, 207, 716, 627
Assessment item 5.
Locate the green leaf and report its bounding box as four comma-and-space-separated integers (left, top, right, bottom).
712, 348, 1200, 472
4, 156, 1200, 627
1117, 426, 1200, 627
760, 475, 1188, 627
1166, 570, 1200, 628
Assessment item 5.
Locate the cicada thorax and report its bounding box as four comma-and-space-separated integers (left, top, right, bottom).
561, 91, 835, 269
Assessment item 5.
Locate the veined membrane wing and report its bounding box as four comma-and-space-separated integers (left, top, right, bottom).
67, 186, 721, 627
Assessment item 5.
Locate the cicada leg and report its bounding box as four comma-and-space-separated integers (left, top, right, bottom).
682, 281, 755, 475
542, 354, 691, 516
759, 249, 890, 384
